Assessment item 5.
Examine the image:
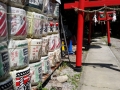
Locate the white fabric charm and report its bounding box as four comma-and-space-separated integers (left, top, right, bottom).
93, 14, 98, 25
112, 12, 116, 22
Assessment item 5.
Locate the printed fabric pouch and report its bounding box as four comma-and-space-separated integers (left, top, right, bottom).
0, 2, 8, 42
8, 6, 27, 40
0, 41, 10, 81
8, 39, 29, 70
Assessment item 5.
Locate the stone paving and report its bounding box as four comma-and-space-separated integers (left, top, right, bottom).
77, 37, 120, 90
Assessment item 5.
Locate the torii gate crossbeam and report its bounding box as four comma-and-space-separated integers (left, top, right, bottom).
64, 0, 120, 9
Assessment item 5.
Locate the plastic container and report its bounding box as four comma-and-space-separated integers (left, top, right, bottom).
0, 0, 8, 4
25, 0, 44, 10
42, 0, 49, 13
53, 34, 61, 49
47, 17, 53, 35
8, 0, 25, 8
30, 61, 42, 86
42, 36, 49, 56
10, 67, 31, 90
41, 56, 50, 74
47, 2, 54, 16
48, 35, 55, 52
27, 38, 42, 63
0, 41, 10, 81
53, 3, 59, 17
0, 76, 14, 90
48, 51, 56, 67
8, 39, 29, 70
54, 48, 61, 62
8, 6, 27, 40
53, 20, 59, 34
0, 2, 8, 42
42, 15, 48, 37
27, 12, 43, 39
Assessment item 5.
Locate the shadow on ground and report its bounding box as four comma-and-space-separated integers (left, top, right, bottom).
90, 45, 102, 49
82, 63, 120, 72
63, 61, 120, 72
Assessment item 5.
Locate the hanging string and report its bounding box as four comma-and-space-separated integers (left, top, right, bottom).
73, 6, 120, 13
73, 6, 120, 22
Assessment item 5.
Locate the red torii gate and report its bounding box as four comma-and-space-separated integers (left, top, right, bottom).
64, 0, 120, 72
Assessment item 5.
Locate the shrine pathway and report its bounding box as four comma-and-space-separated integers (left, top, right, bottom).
77, 37, 120, 90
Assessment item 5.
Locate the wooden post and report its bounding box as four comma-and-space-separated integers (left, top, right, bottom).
75, 0, 85, 72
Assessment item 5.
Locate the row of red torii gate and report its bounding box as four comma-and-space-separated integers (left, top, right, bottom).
63, 0, 120, 72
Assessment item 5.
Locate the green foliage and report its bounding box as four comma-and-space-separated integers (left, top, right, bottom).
68, 73, 81, 90
58, 62, 68, 71
42, 88, 48, 90
37, 82, 42, 90
50, 87, 57, 90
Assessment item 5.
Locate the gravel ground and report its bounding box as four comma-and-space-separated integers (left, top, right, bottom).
45, 66, 81, 90
44, 45, 88, 90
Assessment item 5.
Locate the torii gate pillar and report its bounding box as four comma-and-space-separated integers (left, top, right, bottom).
75, 0, 85, 72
